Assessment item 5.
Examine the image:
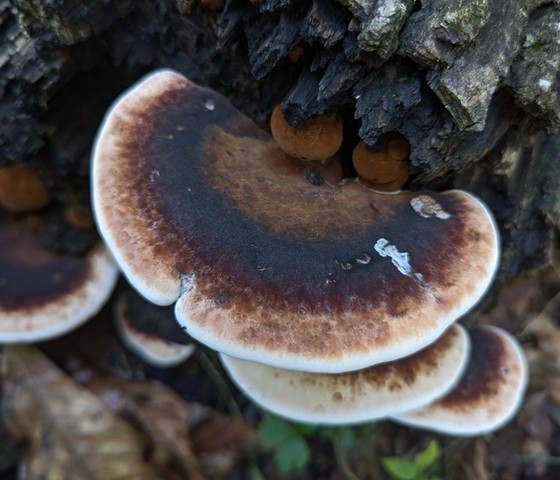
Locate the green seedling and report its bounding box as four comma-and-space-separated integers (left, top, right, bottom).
258, 414, 318, 475
382, 439, 441, 480
258, 415, 379, 477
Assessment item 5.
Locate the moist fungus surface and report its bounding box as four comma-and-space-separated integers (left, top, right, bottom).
92, 70, 500, 373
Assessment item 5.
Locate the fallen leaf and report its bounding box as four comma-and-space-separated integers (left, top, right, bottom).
524, 293, 560, 402
450, 438, 489, 480
191, 415, 248, 453
191, 414, 250, 479
478, 276, 543, 331
84, 372, 205, 480
73, 359, 248, 480
1, 345, 158, 479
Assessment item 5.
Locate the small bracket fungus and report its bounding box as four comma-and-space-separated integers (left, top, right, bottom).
114, 291, 195, 368
220, 324, 470, 425
270, 104, 343, 160
393, 326, 528, 435
92, 70, 499, 373
352, 140, 410, 193
0, 164, 51, 212
0, 210, 118, 342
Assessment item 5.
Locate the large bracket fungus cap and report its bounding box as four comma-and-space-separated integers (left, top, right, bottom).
92, 69, 499, 373
393, 326, 528, 435
220, 324, 470, 425
0, 211, 118, 342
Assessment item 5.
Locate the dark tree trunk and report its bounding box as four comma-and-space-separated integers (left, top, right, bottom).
1, 0, 559, 292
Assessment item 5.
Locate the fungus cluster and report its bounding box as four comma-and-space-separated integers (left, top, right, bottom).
91, 70, 527, 434
0, 208, 118, 343
0, 162, 117, 343
269, 105, 411, 193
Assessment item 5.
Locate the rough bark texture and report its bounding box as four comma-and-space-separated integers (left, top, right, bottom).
1, 0, 559, 278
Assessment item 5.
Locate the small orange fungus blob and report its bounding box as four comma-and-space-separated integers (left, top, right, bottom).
270, 105, 343, 161
66, 206, 94, 229
352, 140, 410, 192
0, 164, 51, 212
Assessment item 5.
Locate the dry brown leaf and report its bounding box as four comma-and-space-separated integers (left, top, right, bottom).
1, 345, 158, 480
84, 373, 205, 480
478, 276, 543, 331
191, 415, 248, 453
524, 294, 560, 401
515, 392, 553, 478
517, 392, 553, 441
77, 362, 249, 480
450, 437, 489, 480
525, 313, 560, 356
191, 415, 250, 479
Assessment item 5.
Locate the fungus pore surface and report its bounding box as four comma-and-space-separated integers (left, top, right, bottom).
92, 70, 499, 373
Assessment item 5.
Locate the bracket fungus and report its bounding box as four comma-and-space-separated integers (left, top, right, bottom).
114, 291, 195, 368
220, 323, 470, 425
0, 210, 118, 342
393, 326, 528, 435
92, 69, 499, 374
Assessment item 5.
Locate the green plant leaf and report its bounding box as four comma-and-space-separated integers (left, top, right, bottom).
415, 440, 441, 472
258, 415, 314, 475
258, 415, 298, 447
382, 456, 418, 480
294, 422, 318, 437
335, 426, 356, 450
274, 435, 311, 475
354, 421, 377, 437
